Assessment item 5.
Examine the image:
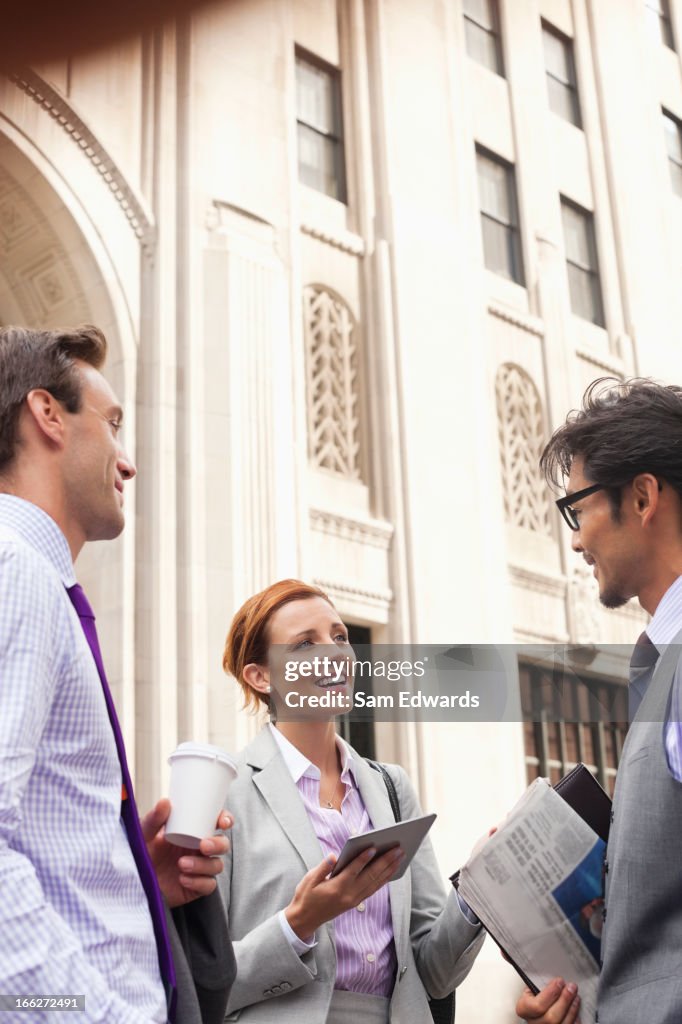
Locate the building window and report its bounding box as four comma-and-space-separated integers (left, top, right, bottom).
521, 660, 628, 796
542, 22, 581, 127
295, 49, 347, 203
645, 0, 676, 49
663, 109, 682, 197
463, 0, 504, 76
476, 147, 524, 285
560, 198, 604, 327
338, 625, 375, 759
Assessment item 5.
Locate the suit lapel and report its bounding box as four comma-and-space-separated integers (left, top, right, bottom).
352, 753, 409, 965
246, 727, 324, 873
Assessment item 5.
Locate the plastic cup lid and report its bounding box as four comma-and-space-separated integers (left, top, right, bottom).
168, 742, 238, 774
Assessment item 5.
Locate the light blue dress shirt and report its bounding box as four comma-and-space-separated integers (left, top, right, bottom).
0, 495, 166, 1022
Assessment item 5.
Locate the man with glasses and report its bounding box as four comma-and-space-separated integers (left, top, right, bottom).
516, 378, 682, 1024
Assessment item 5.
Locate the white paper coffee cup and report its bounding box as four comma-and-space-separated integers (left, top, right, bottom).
165, 742, 238, 848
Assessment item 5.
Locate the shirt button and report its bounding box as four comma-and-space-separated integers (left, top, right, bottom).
357, 902, 366, 912
366, 953, 375, 963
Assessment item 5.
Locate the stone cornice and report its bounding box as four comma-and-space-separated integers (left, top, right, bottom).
309, 508, 394, 550
9, 68, 155, 252
488, 300, 545, 337
300, 222, 366, 256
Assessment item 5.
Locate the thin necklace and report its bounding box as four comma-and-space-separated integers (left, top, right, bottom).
321, 774, 343, 809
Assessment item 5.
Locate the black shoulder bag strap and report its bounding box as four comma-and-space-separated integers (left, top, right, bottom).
365, 759, 456, 1024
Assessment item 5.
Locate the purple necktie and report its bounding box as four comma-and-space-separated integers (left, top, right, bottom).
67, 583, 176, 1020
628, 630, 659, 721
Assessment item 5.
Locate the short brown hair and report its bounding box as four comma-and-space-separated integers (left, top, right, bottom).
223, 579, 334, 711
0, 324, 107, 474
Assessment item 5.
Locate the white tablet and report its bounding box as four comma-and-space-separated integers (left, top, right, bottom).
330, 813, 437, 880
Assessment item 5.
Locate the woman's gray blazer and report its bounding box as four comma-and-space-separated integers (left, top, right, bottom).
218, 727, 484, 1022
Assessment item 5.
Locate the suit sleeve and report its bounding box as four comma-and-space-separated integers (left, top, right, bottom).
169, 890, 236, 1024
388, 764, 485, 999
218, 835, 320, 1016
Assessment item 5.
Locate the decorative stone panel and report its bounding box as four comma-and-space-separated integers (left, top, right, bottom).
303, 285, 363, 480
496, 363, 550, 535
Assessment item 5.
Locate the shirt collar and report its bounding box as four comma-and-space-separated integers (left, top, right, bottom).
268, 723, 358, 785
0, 495, 76, 587
647, 575, 682, 647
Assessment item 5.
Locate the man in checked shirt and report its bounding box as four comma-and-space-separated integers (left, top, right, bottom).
0, 325, 234, 1023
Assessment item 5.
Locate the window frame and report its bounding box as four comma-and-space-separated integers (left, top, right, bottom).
295, 45, 348, 204
541, 20, 582, 128
520, 659, 628, 796
662, 108, 682, 198
475, 145, 525, 286
560, 197, 605, 328
462, 0, 505, 77
645, 0, 676, 50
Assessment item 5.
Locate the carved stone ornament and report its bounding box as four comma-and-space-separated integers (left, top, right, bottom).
496, 363, 551, 534
303, 285, 363, 480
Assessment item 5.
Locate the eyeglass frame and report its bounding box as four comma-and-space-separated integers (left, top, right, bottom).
556, 479, 664, 531
555, 483, 605, 531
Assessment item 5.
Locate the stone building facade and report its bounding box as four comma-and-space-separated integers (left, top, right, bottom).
1, 1, 681, 1017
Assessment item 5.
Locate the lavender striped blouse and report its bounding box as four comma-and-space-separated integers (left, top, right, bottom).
270, 725, 397, 996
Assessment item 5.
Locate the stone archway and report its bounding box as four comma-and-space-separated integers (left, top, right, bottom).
0, 131, 138, 763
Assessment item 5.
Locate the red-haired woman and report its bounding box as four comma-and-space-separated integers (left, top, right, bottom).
217, 580, 484, 1024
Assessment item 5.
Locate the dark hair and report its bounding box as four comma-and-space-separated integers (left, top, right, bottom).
0, 324, 107, 474
540, 377, 682, 515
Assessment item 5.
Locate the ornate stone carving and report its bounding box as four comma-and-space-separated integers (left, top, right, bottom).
300, 222, 366, 256
496, 363, 551, 534
303, 285, 363, 480
309, 509, 393, 549
0, 161, 88, 325
488, 300, 544, 338
8, 68, 155, 251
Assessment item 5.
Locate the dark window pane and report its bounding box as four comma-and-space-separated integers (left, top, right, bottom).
463, 0, 496, 31
464, 20, 502, 74
547, 75, 580, 126
463, 0, 504, 75
295, 51, 346, 203
522, 661, 627, 790
645, 0, 676, 49
566, 264, 604, 326
561, 199, 604, 325
296, 59, 336, 134
477, 149, 524, 284
297, 124, 344, 201
663, 112, 682, 160
565, 722, 580, 762
478, 154, 511, 220
543, 26, 571, 83
663, 111, 682, 197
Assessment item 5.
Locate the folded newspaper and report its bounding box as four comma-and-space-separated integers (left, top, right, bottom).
458, 777, 604, 1024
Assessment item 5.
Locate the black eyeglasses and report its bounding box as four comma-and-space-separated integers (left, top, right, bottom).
555, 484, 604, 531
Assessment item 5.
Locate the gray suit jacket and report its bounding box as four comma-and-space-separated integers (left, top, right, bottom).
169, 889, 236, 1024
218, 727, 484, 1022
